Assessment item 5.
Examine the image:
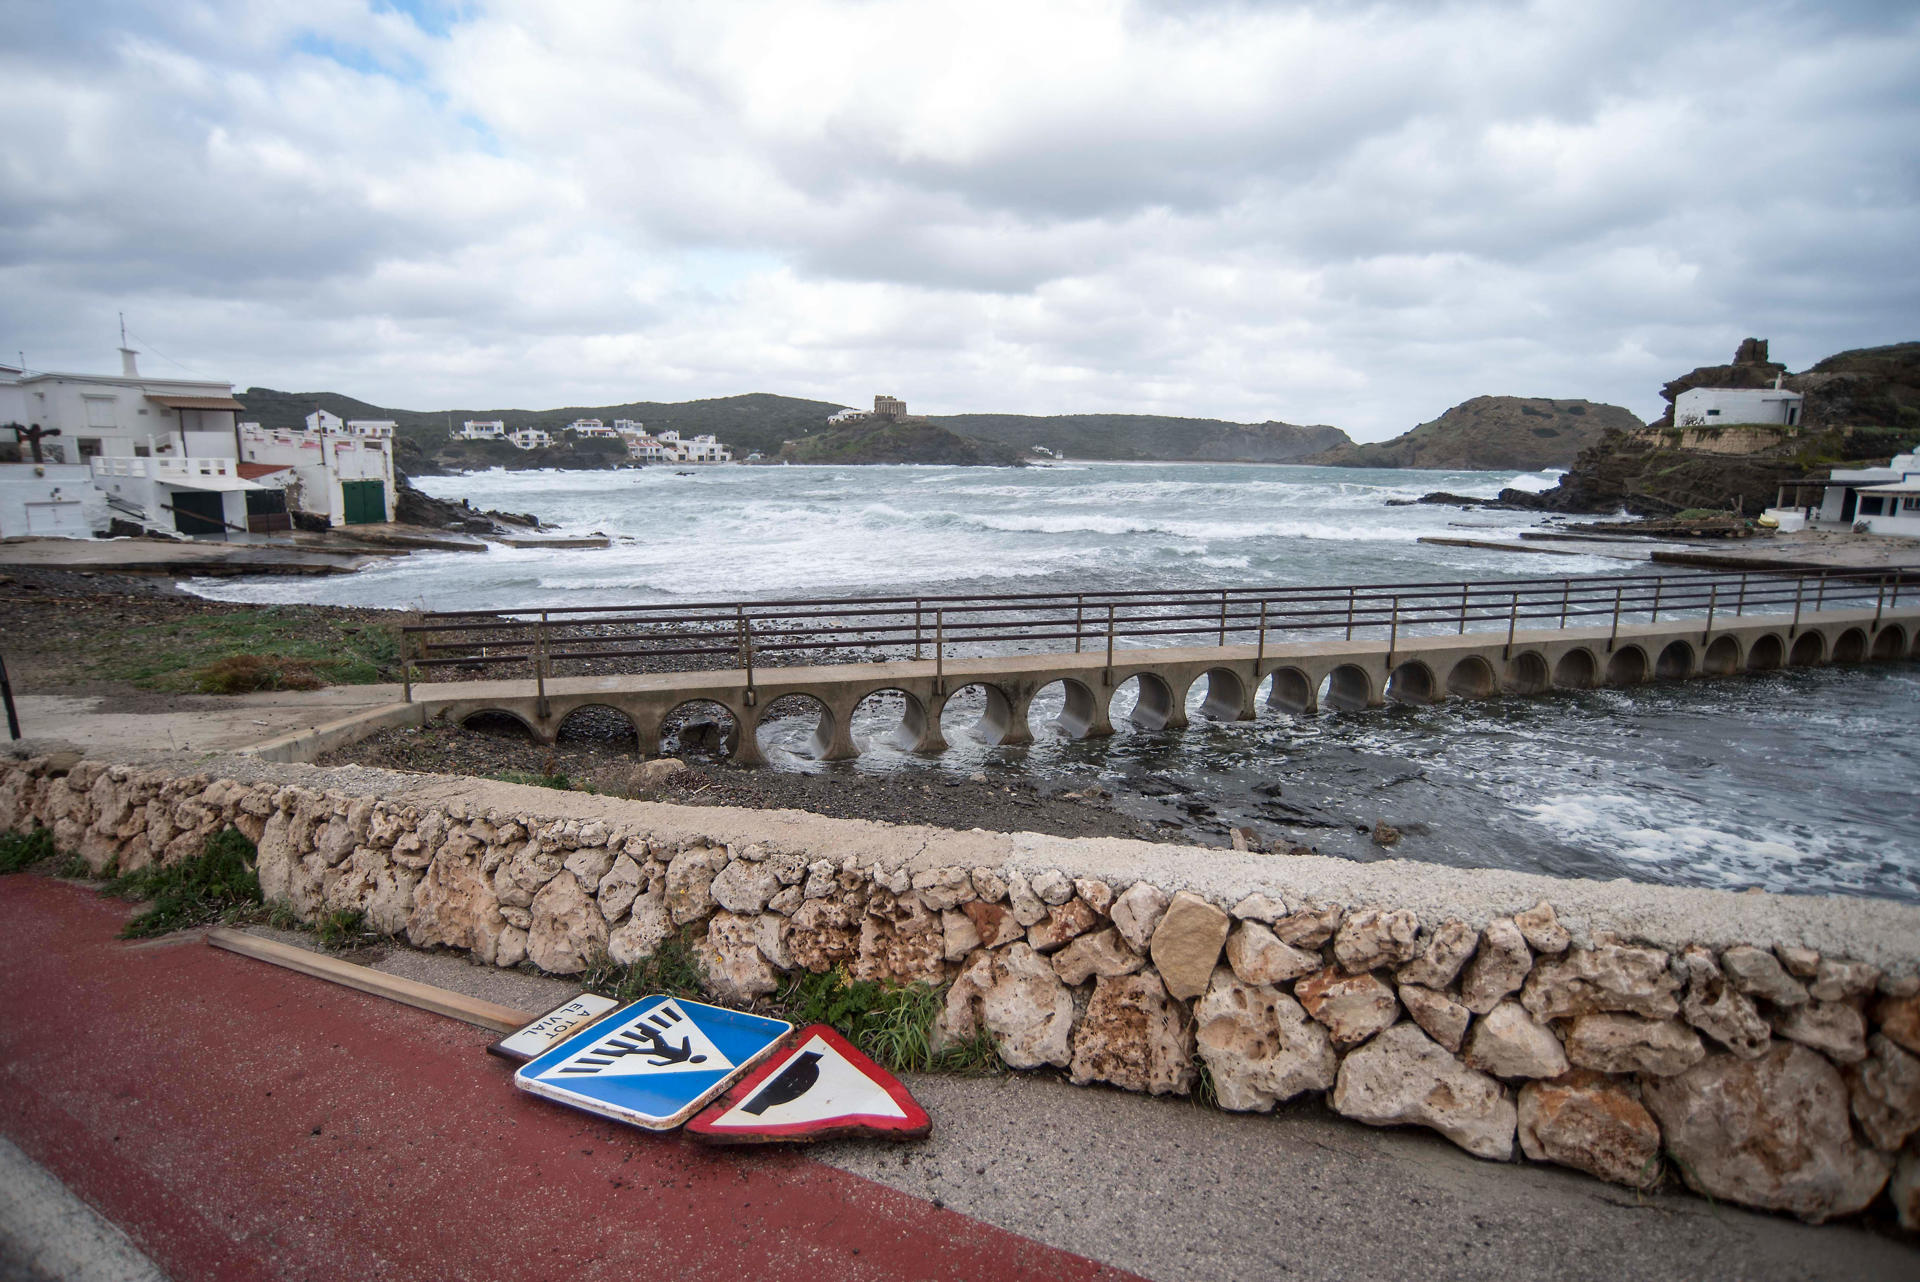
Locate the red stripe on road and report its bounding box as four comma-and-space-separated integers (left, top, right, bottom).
0, 877, 1132, 1282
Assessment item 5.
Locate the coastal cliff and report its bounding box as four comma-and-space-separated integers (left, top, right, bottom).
777, 419, 1025, 466
935, 413, 1348, 463
1310, 396, 1640, 471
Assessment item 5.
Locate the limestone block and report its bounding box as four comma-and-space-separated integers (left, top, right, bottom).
1892, 1149, 1920, 1231
1069, 971, 1195, 1096
1460, 918, 1532, 1014
1878, 993, 1920, 1056
1194, 969, 1336, 1112
527, 871, 607, 976
562, 845, 615, 887
1053, 928, 1144, 986
1073, 878, 1113, 915
1466, 1001, 1570, 1080
854, 898, 945, 985
494, 926, 528, 970
1771, 1001, 1868, 1065
913, 866, 974, 912
769, 851, 808, 885
407, 850, 504, 958
1809, 958, 1881, 1004
767, 885, 803, 916
606, 884, 673, 966
710, 859, 782, 915
1520, 943, 1678, 1022
323, 846, 419, 937
630, 757, 686, 790
1395, 918, 1476, 990
1296, 967, 1399, 1049
1110, 881, 1170, 953
500, 906, 533, 930
1030, 868, 1074, 906
1513, 900, 1571, 955
1776, 944, 1821, 979
665, 845, 728, 925
1677, 945, 1770, 1060
1006, 873, 1048, 927
492, 844, 563, 910
944, 943, 1073, 1070
700, 912, 783, 1002
1333, 1022, 1516, 1161
942, 908, 982, 963
1027, 898, 1099, 954
1229, 893, 1286, 924
1150, 891, 1232, 1001
962, 900, 1026, 949
785, 899, 860, 973
1721, 944, 1809, 1008
596, 854, 643, 922
1517, 1071, 1661, 1189
1398, 984, 1471, 1054
1333, 908, 1420, 974
1846, 1034, 1920, 1152
803, 859, 837, 899
1564, 1013, 1705, 1077
1225, 922, 1322, 987
970, 868, 1008, 904
1643, 1043, 1891, 1223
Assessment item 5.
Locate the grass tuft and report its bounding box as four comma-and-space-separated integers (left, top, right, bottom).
580, 925, 709, 1003
315, 908, 369, 950
194, 654, 326, 694
779, 968, 1002, 1076
0, 827, 56, 874
491, 769, 576, 792
105, 826, 262, 938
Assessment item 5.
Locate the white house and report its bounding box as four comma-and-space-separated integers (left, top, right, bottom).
613, 419, 644, 433
566, 418, 618, 438
509, 426, 553, 450
826, 407, 865, 425
455, 420, 506, 441
1818, 452, 1920, 532
1674, 381, 1804, 428
2, 348, 258, 538
238, 417, 397, 526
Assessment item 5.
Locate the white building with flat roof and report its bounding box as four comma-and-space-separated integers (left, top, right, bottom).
510, 426, 553, 450
1674, 382, 1804, 428
238, 417, 396, 527
455, 420, 506, 440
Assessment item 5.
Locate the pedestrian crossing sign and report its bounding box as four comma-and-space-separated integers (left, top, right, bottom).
513, 995, 791, 1130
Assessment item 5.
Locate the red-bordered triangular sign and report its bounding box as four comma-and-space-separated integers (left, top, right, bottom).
686, 1024, 931, 1144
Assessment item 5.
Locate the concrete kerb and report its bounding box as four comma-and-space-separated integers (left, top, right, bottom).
240, 701, 426, 764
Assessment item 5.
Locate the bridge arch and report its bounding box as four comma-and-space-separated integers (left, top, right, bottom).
1112, 672, 1179, 731
1831, 628, 1868, 664
941, 682, 1023, 746
1604, 645, 1648, 686
1261, 667, 1315, 715
1702, 635, 1742, 676
1746, 634, 1784, 672
1873, 624, 1910, 661
660, 699, 739, 760
1386, 660, 1437, 706
1789, 632, 1825, 666
1318, 664, 1372, 712
1034, 678, 1108, 739
458, 708, 540, 741
851, 687, 931, 753
1186, 667, 1250, 721
554, 703, 639, 753
1503, 651, 1549, 695
1552, 649, 1597, 690
1447, 656, 1497, 699
757, 692, 845, 761
1654, 640, 1695, 682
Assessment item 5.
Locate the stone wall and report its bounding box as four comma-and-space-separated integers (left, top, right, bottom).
5, 752, 1918, 1230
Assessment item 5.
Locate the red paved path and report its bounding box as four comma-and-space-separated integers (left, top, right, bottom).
0, 877, 1130, 1282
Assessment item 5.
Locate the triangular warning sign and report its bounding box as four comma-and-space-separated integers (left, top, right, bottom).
686, 1025, 932, 1144
545, 998, 734, 1078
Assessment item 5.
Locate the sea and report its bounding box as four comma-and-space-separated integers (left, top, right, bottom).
188, 461, 1920, 904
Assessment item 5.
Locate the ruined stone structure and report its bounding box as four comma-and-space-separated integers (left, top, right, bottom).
4, 752, 1917, 1229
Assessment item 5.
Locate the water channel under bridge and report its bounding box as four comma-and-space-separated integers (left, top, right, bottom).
400, 565, 1920, 766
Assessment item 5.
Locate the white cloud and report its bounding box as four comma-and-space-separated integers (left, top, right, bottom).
0, 0, 1916, 437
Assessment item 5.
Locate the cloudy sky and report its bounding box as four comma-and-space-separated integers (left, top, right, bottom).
2, 0, 1916, 440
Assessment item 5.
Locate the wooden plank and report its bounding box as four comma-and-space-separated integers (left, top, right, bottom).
205, 929, 533, 1033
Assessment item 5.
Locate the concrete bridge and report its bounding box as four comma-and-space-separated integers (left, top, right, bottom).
409, 601, 1919, 767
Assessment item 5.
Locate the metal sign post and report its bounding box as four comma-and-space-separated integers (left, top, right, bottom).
0, 653, 18, 740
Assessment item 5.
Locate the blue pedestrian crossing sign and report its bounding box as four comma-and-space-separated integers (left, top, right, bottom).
514, 995, 791, 1130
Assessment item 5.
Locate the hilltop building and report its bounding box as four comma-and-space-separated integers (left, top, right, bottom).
825, 394, 930, 427
1674, 378, 1804, 428
566, 418, 619, 438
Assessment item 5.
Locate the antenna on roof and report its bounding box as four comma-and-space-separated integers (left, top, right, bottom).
119, 312, 127, 347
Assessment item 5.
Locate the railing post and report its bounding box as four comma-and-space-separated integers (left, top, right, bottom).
1790, 577, 1804, 638
1218, 590, 1228, 646
1504, 590, 1517, 658
1649, 578, 1662, 624
914, 599, 923, 660
1345, 586, 1356, 641
1735, 573, 1747, 617
400, 627, 413, 703
1074, 595, 1084, 653
535, 611, 550, 719
1703, 583, 1717, 645
1815, 571, 1827, 614
741, 613, 756, 706
1559, 579, 1570, 629
934, 609, 945, 696
1873, 575, 1886, 632
1256, 600, 1268, 673
1458, 584, 1469, 635
1607, 587, 1621, 652
1386, 595, 1399, 669
1105, 603, 1115, 685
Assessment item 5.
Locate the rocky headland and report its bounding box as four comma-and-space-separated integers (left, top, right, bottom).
1310, 396, 1641, 471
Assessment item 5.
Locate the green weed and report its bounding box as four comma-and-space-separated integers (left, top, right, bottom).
778, 968, 1002, 1076
315, 908, 369, 949
56, 854, 92, 880
491, 769, 576, 791
64, 608, 399, 692
105, 826, 262, 938
0, 827, 56, 874
581, 925, 709, 1003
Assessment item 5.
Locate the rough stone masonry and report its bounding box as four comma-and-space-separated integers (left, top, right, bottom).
5, 752, 1919, 1231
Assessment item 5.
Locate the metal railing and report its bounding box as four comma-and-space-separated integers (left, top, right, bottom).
396, 564, 1919, 701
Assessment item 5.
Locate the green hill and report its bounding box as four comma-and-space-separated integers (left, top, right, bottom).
1308, 397, 1642, 470
931, 413, 1349, 462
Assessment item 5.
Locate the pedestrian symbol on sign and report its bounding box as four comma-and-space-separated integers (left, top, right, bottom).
553, 1001, 728, 1076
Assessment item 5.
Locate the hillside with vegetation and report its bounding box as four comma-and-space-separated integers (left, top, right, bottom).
1308, 396, 1640, 470
933, 413, 1349, 462
779, 419, 1025, 466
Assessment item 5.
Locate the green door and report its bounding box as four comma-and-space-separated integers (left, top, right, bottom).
341, 480, 385, 525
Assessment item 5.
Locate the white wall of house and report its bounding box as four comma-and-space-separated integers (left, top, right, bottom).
1853, 487, 1920, 537
1674, 386, 1804, 427
457, 420, 506, 440
0, 463, 106, 537
239, 420, 397, 525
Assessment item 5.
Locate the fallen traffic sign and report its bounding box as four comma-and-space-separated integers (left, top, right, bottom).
514, 995, 790, 1131
487, 992, 623, 1062
686, 1024, 932, 1144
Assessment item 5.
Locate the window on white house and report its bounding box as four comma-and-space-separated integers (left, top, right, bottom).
77, 437, 103, 460
85, 396, 117, 428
